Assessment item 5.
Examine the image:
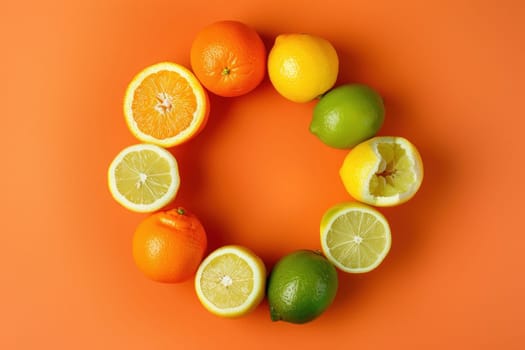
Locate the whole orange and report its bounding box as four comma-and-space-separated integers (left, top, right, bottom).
132, 207, 207, 283
190, 20, 266, 97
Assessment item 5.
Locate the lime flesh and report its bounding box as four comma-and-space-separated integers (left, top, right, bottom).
321, 202, 391, 273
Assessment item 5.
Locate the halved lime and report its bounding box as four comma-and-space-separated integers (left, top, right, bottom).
320, 202, 391, 273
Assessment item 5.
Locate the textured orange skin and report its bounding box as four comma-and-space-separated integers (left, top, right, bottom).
132, 207, 207, 283
190, 20, 266, 97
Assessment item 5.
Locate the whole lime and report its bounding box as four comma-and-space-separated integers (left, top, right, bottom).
267, 250, 338, 324
310, 84, 385, 149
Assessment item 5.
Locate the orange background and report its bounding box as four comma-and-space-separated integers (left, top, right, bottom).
3, 0, 524, 348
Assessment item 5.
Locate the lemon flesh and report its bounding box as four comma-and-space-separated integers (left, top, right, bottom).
195, 245, 266, 318
369, 142, 416, 196
199, 253, 254, 309
320, 202, 391, 273
340, 136, 423, 206
108, 144, 180, 212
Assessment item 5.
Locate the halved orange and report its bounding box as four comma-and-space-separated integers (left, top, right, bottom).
123, 62, 210, 147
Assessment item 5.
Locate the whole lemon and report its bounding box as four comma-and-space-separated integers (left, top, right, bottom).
267, 34, 339, 103
267, 250, 338, 324
310, 84, 385, 149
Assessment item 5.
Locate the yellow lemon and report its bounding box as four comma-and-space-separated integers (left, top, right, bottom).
320, 202, 391, 273
107, 144, 180, 212
267, 34, 339, 103
340, 136, 424, 206
195, 245, 266, 318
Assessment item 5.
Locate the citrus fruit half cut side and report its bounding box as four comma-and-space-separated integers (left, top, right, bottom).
195, 245, 266, 318
107, 143, 180, 212
320, 202, 391, 273
123, 62, 209, 147
340, 136, 424, 206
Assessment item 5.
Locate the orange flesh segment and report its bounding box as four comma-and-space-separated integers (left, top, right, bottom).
131, 70, 197, 140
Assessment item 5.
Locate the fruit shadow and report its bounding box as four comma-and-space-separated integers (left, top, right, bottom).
164, 92, 235, 254
382, 140, 454, 265
334, 47, 367, 86
259, 32, 276, 55
329, 104, 455, 318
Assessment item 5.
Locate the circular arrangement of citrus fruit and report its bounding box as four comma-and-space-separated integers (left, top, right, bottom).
107, 20, 424, 324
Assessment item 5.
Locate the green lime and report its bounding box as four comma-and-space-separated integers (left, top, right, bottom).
309, 84, 385, 149
267, 250, 338, 324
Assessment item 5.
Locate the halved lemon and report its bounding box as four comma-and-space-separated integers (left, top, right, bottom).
195, 245, 266, 318
320, 202, 391, 273
124, 62, 209, 148
340, 136, 424, 206
107, 144, 180, 212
